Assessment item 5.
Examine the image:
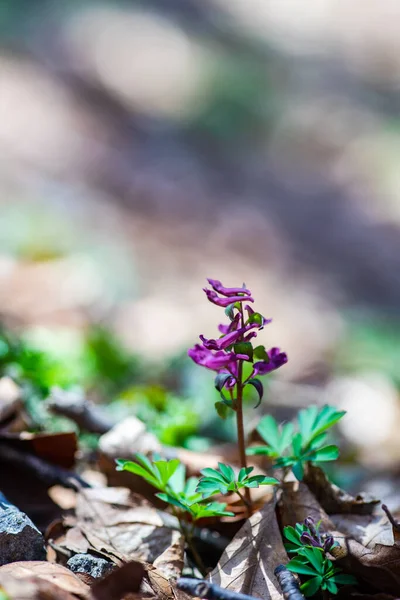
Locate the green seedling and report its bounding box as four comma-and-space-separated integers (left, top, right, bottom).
116, 454, 234, 574
284, 517, 356, 597
248, 405, 345, 480
196, 463, 279, 507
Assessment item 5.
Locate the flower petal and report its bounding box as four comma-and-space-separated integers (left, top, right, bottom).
207, 279, 252, 297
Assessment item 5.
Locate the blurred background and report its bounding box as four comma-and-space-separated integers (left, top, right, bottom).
1, 0, 400, 494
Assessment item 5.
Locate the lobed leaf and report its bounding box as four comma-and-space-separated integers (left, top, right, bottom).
301, 576, 322, 597
308, 445, 339, 463
286, 559, 319, 576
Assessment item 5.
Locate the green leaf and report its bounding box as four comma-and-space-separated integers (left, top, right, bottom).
238, 466, 254, 482
298, 406, 319, 445
215, 401, 231, 419
325, 579, 338, 594
301, 576, 322, 597
189, 501, 234, 520
283, 526, 302, 546
292, 433, 303, 457
168, 463, 187, 494
332, 573, 357, 585
286, 559, 319, 576
201, 467, 229, 483
183, 477, 199, 497
196, 479, 227, 496
247, 312, 264, 326
225, 304, 236, 320
292, 460, 304, 481
246, 445, 277, 457
233, 342, 253, 361
279, 422, 295, 454
307, 432, 327, 451
215, 372, 233, 392
274, 455, 296, 468
299, 405, 346, 447
256, 415, 280, 453
246, 378, 263, 408
302, 547, 325, 573
253, 345, 269, 361
153, 459, 180, 486
245, 475, 279, 487
115, 458, 160, 489
312, 405, 346, 438
156, 492, 188, 511
309, 445, 339, 462
218, 462, 235, 483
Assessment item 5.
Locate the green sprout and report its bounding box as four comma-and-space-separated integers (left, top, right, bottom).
196, 463, 279, 508
116, 454, 234, 574
284, 518, 356, 597
247, 405, 345, 480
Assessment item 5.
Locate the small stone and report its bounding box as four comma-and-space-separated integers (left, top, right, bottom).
67, 554, 115, 579
0, 506, 46, 565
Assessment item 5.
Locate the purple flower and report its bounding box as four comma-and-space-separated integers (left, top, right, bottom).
218, 313, 241, 335
207, 279, 252, 297
300, 532, 321, 548
188, 344, 248, 372
200, 329, 243, 351
201, 323, 260, 351
253, 347, 288, 375
204, 288, 254, 307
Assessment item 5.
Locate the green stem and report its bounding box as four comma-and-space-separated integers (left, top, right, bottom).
171, 507, 206, 576
187, 522, 207, 576
235, 305, 252, 517
236, 361, 252, 516
236, 487, 251, 509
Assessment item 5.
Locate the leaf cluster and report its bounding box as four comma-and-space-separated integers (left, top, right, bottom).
116, 454, 234, 521
284, 520, 356, 596
196, 463, 278, 498
247, 405, 345, 480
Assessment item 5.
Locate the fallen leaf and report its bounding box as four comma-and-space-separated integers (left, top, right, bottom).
330, 514, 393, 548
209, 498, 287, 599
304, 465, 380, 515
59, 487, 184, 570
0, 561, 89, 598
279, 480, 335, 533
153, 533, 184, 581
0, 572, 77, 600
338, 542, 400, 595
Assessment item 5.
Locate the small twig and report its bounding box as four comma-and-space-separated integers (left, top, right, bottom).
382, 504, 400, 532
177, 578, 259, 600
46, 388, 114, 434
382, 503, 400, 545
274, 565, 305, 600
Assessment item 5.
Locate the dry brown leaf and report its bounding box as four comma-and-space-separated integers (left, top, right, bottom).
59, 487, 184, 570
304, 465, 379, 515
208, 498, 287, 599
153, 533, 184, 581
0, 561, 90, 598
0, 572, 77, 600
279, 480, 335, 533
339, 543, 400, 595
330, 514, 393, 548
